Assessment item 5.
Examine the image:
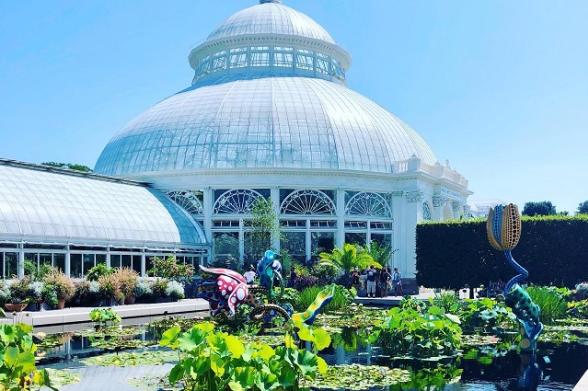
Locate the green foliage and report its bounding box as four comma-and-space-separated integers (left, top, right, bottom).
249, 197, 280, 261
89, 308, 121, 328
364, 241, 396, 268
43, 271, 75, 301
578, 201, 588, 215
457, 298, 516, 333
416, 215, 588, 288
41, 161, 92, 172
567, 300, 588, 319
522, 201, 557, 216
300, 364, 410, 390
527, 286, 567, 324
160, 321, 327, 391
295, 285, 355, 313
319, 243, 380, 274
149, 256, 194, 279
374, 305, 462, 359
82, 349, 177, 367
86, 264, 113, 282
8, 278, 30, 304
0, 323, 54, 390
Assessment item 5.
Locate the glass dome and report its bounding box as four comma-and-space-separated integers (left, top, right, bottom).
95, 1, 437, 177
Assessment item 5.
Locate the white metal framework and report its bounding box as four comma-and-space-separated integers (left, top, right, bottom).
423, 201, 432, 221
213, 189, 263, 215
168, 190, 204, 216
280, 190, 335, 215
345, 192, 392, 219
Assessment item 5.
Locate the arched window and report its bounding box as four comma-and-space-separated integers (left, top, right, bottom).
423, 201, 432, 221
213, 189, 263, 214
345, 192, 392, 219
280, 190, 335, 215
167, 191, 203, 216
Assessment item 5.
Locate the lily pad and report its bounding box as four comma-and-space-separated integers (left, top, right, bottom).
300, 364, 410, 390
81, 349, 177, 367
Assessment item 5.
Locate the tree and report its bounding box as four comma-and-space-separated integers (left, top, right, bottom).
578, 200, 588, 214
522, 201, 556, 216
248, 197, 280, 264
363, 241, 397, 269
319, 243, 380, 274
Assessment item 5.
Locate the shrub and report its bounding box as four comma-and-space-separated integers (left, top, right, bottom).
98, 273, 122, 302
319, 243, 380, 274
0, 282, 11, 306
311, 263, 339, 285
86, 264, 113, 282
151, 278, 169, 298
114, 268, 138, 298
375, 305, 462, 358
9, 278, 31, 304
42, 284, 58, 308
134, 278, 153, 299
74, 280, 101, 306
457, 298, 516, 333
149, 256, 194, 279
574, 282, 588, 300
165, 280, 185, 301
43, 271, 75, 301
527, 286, 567, 324
28, 281, 44, 302
417, 215, 588, 289
290, 264, 319, 290
160, 322, 327, 391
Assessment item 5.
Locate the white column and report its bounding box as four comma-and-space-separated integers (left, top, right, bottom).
305, 219, 311, 262
391, 192, 404, 272
17, 243, 25, 278
270, 187, 281, 251
65, 245, 71, 277
106, 247, 111, 268
335, 189, 345, 248
141, 250, 146, 277
2, 252, 5, 278
203, 187, 214, 264
238, 218, 245, 266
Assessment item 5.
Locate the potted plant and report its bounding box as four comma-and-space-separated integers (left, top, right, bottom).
41, 284, 59, 310
151, 278, 170, 303
0, 281, 11, 309
27, 281, 44, 311
43, 272, 75, 309
98, 273, 122, 306
134, 278, 153, 303
6, 278, 30, 312
165, 280, 185, 302
115, 268, 139, 304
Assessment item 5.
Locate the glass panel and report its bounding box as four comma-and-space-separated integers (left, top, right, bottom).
146, 256, 155, 274
5, 253, 17, 278
83, 254, 95, 277
296, 52, 314, 70
251, 51, 269, 67
345, 232, 366, 246
40, 254, 52, 266
311, 232, 334, 261
110, 254, 121, 269
275, 52, 293, 67
96, 254, 106, 265
24, 253, 37, 276
132, 255, 142, 274
122, 255, 132, 269
54, 254, 65, 273
281, 231, 305, 262
213, 232, 239, 263
71, 254, 82, 278
244, 231, 270, 266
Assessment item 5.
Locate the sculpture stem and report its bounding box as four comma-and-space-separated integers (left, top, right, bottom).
504, 249, 529, 294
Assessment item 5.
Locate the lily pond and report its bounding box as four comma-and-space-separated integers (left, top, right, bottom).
34, 302, 588, 391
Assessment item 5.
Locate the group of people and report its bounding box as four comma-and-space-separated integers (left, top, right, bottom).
351, 266, 403, 298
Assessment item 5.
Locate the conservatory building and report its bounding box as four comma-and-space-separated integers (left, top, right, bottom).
94, 0, 470, 280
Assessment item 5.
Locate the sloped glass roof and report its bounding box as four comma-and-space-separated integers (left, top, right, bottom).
0, 162, 206, 249
96, 77, 436, 176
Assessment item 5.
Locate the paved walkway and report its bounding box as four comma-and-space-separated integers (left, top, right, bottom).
2, 299, 209, 332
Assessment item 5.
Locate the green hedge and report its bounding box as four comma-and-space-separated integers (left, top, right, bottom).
416, 215, 588, 289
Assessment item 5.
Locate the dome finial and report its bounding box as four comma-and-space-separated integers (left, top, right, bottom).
260, 0, 282, 4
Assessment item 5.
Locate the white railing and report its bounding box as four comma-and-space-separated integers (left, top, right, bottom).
394, 158, 468, 188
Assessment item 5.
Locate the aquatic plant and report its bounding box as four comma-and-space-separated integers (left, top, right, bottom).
300, 364, 410, 390
160, 321, 328, 391
295, 285, 355, 313
89, 307, 121, 328
374, 305, 462, 359
527, 286, 567, 324
567, 300, 588, 319
458, 298, 517, 333
0, 323, 53, 389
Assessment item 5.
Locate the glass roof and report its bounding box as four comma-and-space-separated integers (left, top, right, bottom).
0, 163, 206, 249
207, 1, 335, 44
95, 77, 436, 176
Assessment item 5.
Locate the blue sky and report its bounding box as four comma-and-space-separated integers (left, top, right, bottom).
0, 0, 587, 213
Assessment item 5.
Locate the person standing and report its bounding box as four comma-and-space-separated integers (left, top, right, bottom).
366, 265, 377, 298
243, 266, 256, 284
392, 267, 403, 296
380, 267, 392, 297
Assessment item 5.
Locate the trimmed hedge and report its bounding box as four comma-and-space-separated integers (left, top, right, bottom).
416, 215, 588, 289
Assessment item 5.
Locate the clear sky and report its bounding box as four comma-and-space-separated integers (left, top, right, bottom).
0, 0, 587, 213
